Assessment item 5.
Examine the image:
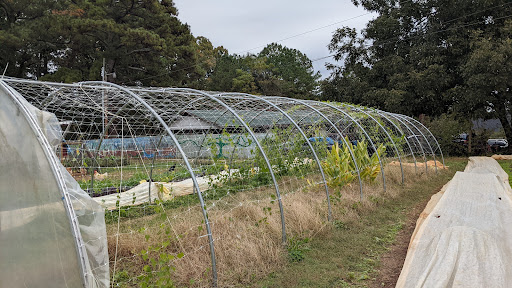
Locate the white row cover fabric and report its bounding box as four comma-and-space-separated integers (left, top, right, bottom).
95, 180, 196, 210
95, 159, 315, 210
95, 168, 245, 210
0, 83, 109, 288
397, 157, 512, 288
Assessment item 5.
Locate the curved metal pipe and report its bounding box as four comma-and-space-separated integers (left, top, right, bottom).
405, 116, 445, 169
79, 81, 219, 287
372, 109, 418, 173
162, 88, 288, 246
316, 102, 386, 192
347, 104, 404, 184
393, 114, 438, 173
1, 81, 91, 287
217, 99, 281, 182
217, 92, 333, 221
268, 96, 365, 201
384, 112, 428, 173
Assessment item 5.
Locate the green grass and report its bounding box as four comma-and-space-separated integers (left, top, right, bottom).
256, 158, 468, 288
497, 160, 512, 187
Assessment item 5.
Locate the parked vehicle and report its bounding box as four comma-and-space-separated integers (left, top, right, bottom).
487, 139, 508, 149
453, 133, 469, 144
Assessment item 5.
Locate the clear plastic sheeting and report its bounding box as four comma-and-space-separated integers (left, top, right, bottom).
397, 157, 512, 288
61, 165, 110, 288
0, 83, 109, 288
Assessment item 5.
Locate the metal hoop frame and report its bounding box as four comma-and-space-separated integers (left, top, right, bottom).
345, 104, 405, 184
314, 101, 387, 192
267, 96, 366, 200
372, 109, 418, 173
217, 92, 333, 221
1, 78, 445, 287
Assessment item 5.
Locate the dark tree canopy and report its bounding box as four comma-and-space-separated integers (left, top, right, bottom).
457, 21, 512, 145
205, 43, 320, 99
259, 43, 320, 98
0, 0, 203, 86
321, 0, 512, 142
0, 0, 70, 79
0, 2, 319, 97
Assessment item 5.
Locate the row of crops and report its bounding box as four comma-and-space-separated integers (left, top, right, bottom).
1, 78, 444, 287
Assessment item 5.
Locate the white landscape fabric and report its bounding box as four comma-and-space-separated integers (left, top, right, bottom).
94, 179, 201, 210
397, 157, 512, 288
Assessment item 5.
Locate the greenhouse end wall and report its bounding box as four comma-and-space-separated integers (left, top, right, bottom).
0, 82, 109, 288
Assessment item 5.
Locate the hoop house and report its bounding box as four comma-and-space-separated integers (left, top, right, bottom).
0, 81, 109, 287
0, 78, 444, 287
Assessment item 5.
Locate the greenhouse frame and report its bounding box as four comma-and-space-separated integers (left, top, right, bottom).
0, 78, 444, 287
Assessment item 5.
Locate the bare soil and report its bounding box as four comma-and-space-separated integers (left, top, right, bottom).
370, 194, 431, 288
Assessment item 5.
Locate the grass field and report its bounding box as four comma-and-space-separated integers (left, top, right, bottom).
105, 158, 474, 287
255, 158, 468, 288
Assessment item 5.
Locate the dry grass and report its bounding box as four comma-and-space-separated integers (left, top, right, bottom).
107, 162, 431, 287
257, 157, 467, 287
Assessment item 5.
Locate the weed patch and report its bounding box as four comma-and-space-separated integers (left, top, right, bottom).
287, 237, 311, 262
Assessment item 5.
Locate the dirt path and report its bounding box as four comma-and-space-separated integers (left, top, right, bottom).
370, 195, 432, 288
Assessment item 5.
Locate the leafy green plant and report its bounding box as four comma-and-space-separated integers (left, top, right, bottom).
321, 139, 386, 188
112, 270, 131, 287
287, 237, 310, 262
352, 140, 386, 182
321, 142, 356, 188
139, 245, 182, 288
138, 204, 184, 288
332, 220, 348, 230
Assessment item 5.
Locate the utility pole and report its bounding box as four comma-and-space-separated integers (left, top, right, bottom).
101, 58, 108, 139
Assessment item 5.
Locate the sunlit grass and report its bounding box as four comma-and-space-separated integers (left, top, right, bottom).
497, 159, 512, 187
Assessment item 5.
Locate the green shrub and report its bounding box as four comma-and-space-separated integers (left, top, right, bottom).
352, 140, 386, 182
423, 114, 470, 156
321, 142, 356, 188
321, 139, 386, 188
287, 237, 310, 262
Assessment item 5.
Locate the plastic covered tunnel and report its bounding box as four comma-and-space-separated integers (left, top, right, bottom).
0, 78, 444, 287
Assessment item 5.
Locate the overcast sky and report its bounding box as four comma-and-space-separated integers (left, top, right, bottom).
173, 0, 375, 78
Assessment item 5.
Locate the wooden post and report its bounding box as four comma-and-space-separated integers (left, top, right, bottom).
468, 130, 472, 154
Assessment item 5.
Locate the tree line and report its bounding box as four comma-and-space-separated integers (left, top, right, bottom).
320, 0, 512, 150
1, 0, 510, 145
0, 0, 319, 98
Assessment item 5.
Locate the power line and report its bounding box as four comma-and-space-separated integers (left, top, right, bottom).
234, 0, 421, 55
130, 0, 424, 83
128, 11, 377, 84
311, 55, 335, 62
375, 14, 512, 48
312, 2, 512, 64
238, 12, 374, 54
128, 1, 511, 84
